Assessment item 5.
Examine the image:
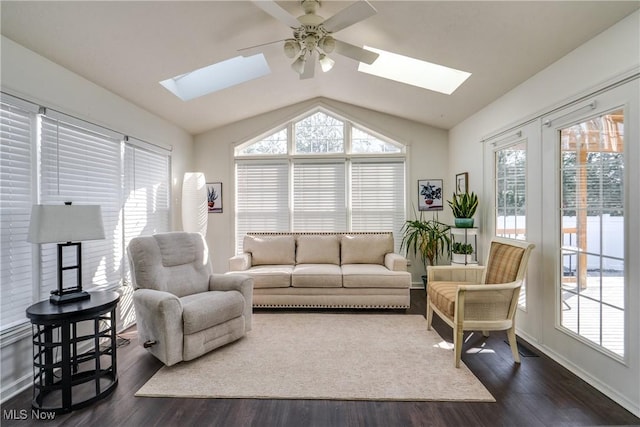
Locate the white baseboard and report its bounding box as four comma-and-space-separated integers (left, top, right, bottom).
517, 329, 640, 417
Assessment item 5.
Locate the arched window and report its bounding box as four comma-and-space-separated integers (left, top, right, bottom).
235, 107, 406, 252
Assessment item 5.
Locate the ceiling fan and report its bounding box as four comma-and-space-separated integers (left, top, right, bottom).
250, 0, 380, 79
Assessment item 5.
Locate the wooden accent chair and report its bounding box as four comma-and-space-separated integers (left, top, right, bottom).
426, 237, 535, 368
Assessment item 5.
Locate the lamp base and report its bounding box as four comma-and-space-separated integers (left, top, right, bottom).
50, 290, 91, 305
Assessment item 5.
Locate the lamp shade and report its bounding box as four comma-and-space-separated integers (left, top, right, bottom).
28, 204, 105, 243
182, 172, 208, 235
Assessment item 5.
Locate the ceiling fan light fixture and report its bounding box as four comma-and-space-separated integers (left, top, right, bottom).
283, 40, 301, 59
319, 36, 335, 54
291, 55, 307, 74
319, 54, 335, 72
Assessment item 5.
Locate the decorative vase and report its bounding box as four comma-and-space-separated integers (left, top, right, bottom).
454, 218, 474, 228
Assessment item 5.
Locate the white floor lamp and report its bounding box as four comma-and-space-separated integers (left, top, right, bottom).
182, 172, 208, 236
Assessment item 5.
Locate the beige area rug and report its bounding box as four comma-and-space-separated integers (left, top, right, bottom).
135, 313, 494, 402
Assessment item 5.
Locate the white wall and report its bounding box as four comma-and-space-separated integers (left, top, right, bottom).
0, 36, 194, 402
449, 10, 640, 416
193, 97, 450, 281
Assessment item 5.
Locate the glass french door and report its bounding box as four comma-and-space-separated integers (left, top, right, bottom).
540, 79, 639, 401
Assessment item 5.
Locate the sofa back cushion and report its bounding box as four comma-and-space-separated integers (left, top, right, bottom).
296, 235, 340, 265
244, 235, 295, 266
341, 233, 394, 265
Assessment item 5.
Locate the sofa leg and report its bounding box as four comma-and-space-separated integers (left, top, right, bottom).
143, 340, 157, 348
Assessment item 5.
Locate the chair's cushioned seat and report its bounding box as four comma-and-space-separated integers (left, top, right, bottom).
341, 264, 411, 288
292, 264, 342, 288
181, 290, 245, 335
428, 281, 468, 319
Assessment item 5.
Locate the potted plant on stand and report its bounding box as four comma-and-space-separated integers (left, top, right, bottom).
400, 211, 451, 290
451, 242, 474, 264
448, 191, 478, 228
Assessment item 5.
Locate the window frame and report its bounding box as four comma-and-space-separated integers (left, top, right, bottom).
234, 106, 406, 253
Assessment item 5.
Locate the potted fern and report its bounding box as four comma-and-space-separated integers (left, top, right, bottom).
448, 191, 478, 228
400, 211, 451, 288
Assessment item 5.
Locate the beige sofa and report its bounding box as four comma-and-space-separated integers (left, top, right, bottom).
227, 232, 411, 309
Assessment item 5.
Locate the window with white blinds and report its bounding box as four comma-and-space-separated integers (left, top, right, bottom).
235, 161, 289, 253
0, 94, 171, 331
234, 107, 406, 253
0, 98, 37, 331
293, 161, 346, 231
352, 160, 405, 252
39, 116, 123, 297
123, 143, 170, 283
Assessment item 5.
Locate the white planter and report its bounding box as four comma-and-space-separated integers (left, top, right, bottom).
452, 253, 476, 264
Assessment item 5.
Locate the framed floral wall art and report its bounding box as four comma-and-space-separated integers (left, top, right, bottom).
418, 179, 443, 211
207, 182, 222, 213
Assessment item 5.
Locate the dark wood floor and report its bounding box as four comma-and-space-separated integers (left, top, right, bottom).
3, 290, 639, 426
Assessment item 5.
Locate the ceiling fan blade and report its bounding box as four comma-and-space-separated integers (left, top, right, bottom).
322, 0, 377, 33
334, 40, 379, 65
252, 0, 300, 28
300, 52, 316, 80
238, 39, 287, 54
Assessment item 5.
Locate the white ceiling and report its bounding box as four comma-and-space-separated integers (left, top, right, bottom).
1, 1, 638, 135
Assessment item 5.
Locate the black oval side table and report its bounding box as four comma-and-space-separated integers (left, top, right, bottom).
26, 291, 120, 414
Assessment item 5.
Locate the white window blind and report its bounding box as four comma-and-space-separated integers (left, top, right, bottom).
236, 161, 289, 253
293, 161, 347, 231
123, 143, 170, 283
40, 116, 123, 296
0, 99, 36, 331
351, 160, 405, 251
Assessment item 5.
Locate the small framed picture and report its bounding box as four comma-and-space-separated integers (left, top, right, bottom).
207, 182, 222, 213
455, 172, 468, 194
418, 179, 443, 211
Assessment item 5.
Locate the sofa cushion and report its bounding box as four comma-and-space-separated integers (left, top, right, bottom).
181, 290, 245, 335
341, 264, 410, 289
231, 265, 293, 288
244, 235, 295, 266
292, 264, 342, 288
296, 235, 340, 265
341, 234, 393, 265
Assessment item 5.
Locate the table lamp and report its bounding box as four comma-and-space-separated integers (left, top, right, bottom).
28, 202, 105, 304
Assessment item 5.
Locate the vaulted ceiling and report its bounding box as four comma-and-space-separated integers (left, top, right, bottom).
1, 1, 638, 135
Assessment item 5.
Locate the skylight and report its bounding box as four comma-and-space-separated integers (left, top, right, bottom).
160, 54, 270, 101
357, 47, 471, 95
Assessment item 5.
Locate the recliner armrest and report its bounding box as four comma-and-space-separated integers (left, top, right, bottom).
133, 288, 184, 366
209, 274, 254, 331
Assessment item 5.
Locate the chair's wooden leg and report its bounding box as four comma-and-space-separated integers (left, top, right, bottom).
454, 327, 463, 368
507, 327, 521, 364
426, 297, 433, 331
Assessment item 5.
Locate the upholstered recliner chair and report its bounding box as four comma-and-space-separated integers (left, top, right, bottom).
128, 232, 253, 366
427, 237, 535, 368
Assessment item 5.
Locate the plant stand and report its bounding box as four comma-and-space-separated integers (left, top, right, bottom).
450, 227, 478, 265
